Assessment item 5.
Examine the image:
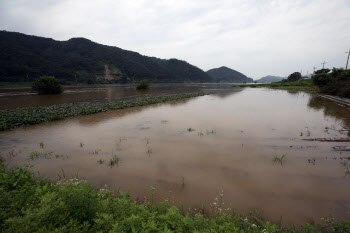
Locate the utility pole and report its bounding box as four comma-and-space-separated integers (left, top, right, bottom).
313, 67, 316, 73
321, 61, 327, 69
346, 50, 350, 70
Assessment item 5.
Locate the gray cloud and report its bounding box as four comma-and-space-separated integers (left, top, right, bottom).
1, 0, 349, 79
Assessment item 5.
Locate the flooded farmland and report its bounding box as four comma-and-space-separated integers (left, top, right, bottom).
1, 86, 350, 225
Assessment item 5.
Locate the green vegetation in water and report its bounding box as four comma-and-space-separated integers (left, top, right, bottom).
187, 127, 196, 132
0, 163, 349, 232
80, 142, 84, 148
340, 161, 350, 175
39, 141, 44, 149
233, 79, 315, 92
109, 153, 119, 167
0, 92, 211, 131
31, 76, 64, 95
97, 159, 104, 165
29, 151, 68, 160
136, 79, 150, 90
347, 131, 350, 137
308, 158, 316, 165
272, 154, 286, 165
147, 147, 153, 155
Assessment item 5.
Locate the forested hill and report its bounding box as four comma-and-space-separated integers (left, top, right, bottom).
255, 75, 285, 83
206, 66, 253, 83
0, 31, 213, 84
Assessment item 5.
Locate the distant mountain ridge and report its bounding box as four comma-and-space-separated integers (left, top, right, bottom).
0, 31, 212, 84
206, 66, 253, 83
255, 75, 285, 83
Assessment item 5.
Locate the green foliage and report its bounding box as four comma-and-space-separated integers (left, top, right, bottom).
312, 73, 332, 87
0, 165, 349, 232
339, 70, 350, 80
234, 79, 315, 92
287, 72, 302, 82
312, 68, 350, 98
136, 79, 150, 90
314, 68, 330, 74
31, 76, 63, 95
0, 31, 212, 84
0, 92, 212, 131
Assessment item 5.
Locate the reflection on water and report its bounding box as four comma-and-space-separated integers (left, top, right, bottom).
1, 88, 350, 225
0, 83, 237, 109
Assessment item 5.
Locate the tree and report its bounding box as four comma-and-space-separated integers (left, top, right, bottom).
312, 73, 331, 87
32, 76, 63, 95
287, 72, 302, 82
136, 79, 150, 90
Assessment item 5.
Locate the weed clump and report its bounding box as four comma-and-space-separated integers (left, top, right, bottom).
32, 76, 63, 95
136, 79, 149, 90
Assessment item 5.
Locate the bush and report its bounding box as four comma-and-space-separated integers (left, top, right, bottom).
287, 72, 302, 82
339, 70, 350, 80
136, 79, 149, 90
32, 76, 63, 95
312, 73, 332, 87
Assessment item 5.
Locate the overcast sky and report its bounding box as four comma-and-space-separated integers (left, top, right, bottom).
1, 0, 349, 79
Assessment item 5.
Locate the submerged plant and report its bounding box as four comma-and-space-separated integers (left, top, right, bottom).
273, 154, 286, 165
147, 147, 152, 155
206, 129, 216, 135
109, 153, 119, 167
92, 149, 101, 155
7, 149, 17, 158
97, 159, 105, 165
308, 158, 316, 165
340, 161, 350, 174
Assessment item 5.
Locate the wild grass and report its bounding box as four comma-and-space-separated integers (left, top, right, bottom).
233, 79, 316, 92
97, 159, 104, 165
340, 161, 350, 175
92, 149, 101, 155
0, 92, 212, 131
7, 149, 17, 158
0, 164, 349, 232
308, 158, 316, 165
29, 151, 68, 160
272, 154, 286, 165
147, 147, 153, 155
109, 153, 119, 167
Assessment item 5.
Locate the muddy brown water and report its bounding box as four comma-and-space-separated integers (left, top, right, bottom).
1, 86, 350, 225
0, 83, 234, 109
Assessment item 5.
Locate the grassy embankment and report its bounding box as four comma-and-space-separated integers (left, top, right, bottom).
0, 93, 211, 131
233, 79, 316, 92
0, 162, 349, 232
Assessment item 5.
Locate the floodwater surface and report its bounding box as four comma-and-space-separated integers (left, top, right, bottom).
0, 83, 233, 109
1, 88, 350, 225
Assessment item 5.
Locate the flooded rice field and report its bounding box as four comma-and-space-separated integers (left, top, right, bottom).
1, 87, 350, 225
0, 83, 233, 109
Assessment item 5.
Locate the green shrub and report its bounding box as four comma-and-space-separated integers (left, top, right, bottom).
339, 70, 350, 80
312, 73, 332, 87
136, 79, 149, 90
32, 76, 63, 95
